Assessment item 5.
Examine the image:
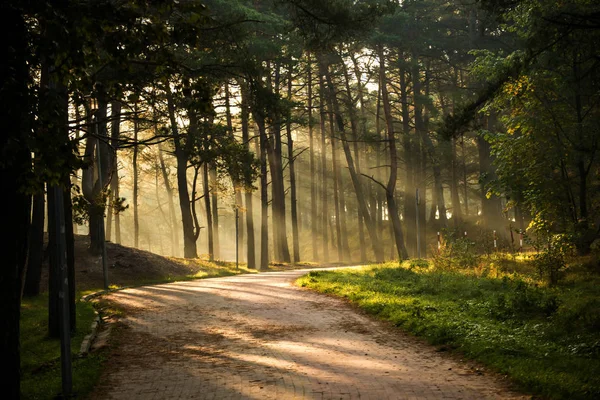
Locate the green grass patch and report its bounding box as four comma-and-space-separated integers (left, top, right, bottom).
20, 294, 104, 400
297, 260, 600, 399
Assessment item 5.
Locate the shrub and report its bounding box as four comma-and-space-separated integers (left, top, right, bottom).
531, 234, 574, 285
432, 230, 480, 271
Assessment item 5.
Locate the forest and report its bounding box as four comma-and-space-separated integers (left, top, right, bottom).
2, 0, 599, 399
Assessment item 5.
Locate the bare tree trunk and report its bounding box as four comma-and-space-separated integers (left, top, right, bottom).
158, 144, 178, 256
318, 67, 330, 262
327, 95, 343, 262
257, 115, 270, 270
379, 45, 408, 260
451, 136, 462, 225
82, 87, 113, 255
107, 100, 122, 243
166, 85, 197, 258
240, 82, 256, 268
344, 55, 367, 262
133, 103, 140, 248
1, 12, 31, 396
23, 187, 44, 297
267, 65, 291, 263
412, 54, 427, 258
203, 163, 214, 260
307, 54, 318, 261
398, 63, 416, 256
286, 67, 300, 263
225, 81, 245, 259
209, 164, 220, 259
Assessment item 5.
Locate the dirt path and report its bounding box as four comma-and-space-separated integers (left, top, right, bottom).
90, 267, 530, 400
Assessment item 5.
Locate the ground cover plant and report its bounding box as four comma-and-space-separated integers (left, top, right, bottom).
297, 255, 600, 399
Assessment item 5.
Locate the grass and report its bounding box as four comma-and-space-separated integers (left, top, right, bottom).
297, 255, 600, 399
20, 258, 280, 399
20, 294, 103, 400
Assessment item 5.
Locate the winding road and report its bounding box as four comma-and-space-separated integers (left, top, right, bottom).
90, 267, 529, 399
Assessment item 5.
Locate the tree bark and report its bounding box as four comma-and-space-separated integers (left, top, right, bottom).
286, 67, 300, 263
344, 55, 367, 262
209, 164, 220, 259
133, 102, 140, 248
379, 45, 408, 260
166, 85, 197, 258
307, 54, 319, 261
266, 64, 291, 263
158, 144, 179, 256
23, 191, 45, 297
108, 100, 122, 244
1, 10, 31, 396
203, 163, 214, 261
257, 115, 270, 270
82, 88, 112, 255
411, 54, 427, 258
240, 82, 256, 269
318, 66, 330, 262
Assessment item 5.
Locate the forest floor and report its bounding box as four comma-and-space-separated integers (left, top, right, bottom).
87, 268, 531, 400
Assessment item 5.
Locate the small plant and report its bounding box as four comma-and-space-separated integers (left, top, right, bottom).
408, 258, 430, 269
432, 230, 480, 271
531, 234, 574, 285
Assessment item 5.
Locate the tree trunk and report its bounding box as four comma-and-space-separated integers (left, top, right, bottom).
82, 89, 112, 255
328, 95, 343, 262
63, 175, 76, 332
23, 191, 45, 297
318, 67, 330, 262
257, 115, 270, 270
46, 60, 75, 336
133, 103, 139, 248
306, 54, 318, 261
166, 85, 197, 258
379, 45, 408, 260
412, 54, 427, 258
398, 63, 416, 256
240, 82, 256, 269
286, 68, 300, 263
344, 55, 367, 262
451, 136, 463, 224
266, 65, 291, 263
1, 10, 31, 396
109, 100, 122, 244
478, 114, 503, 231
203, 163, 214, 261
209, 164, 220, 259
158, 144, 179, 256
225, 81, 245, 260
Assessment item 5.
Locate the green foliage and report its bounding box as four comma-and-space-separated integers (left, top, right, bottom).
432, 229, 481, 271
525, 218, 576, 285
298, 262, 600, 399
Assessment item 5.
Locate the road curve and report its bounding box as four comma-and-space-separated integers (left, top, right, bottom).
90, 267, 529, 400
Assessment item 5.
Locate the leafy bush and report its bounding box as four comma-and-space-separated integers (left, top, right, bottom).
432, 230, 480, 271
531, 234, 574, 285
491, 279, 560, 320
